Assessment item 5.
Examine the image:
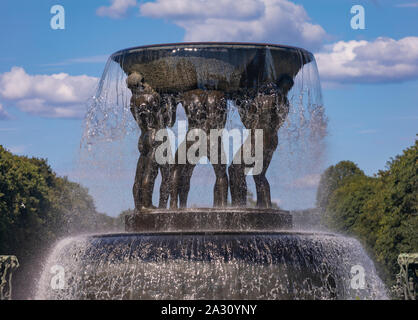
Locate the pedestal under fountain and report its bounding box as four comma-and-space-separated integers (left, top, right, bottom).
36, 43, 387, 300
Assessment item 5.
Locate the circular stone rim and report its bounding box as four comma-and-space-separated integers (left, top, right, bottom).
110, 41, 314, 60
91, 230, 339, 238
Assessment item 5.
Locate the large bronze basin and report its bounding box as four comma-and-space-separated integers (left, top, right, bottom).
111, 42, 313, 94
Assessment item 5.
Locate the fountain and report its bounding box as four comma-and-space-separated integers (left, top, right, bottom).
35, 43, 387, 299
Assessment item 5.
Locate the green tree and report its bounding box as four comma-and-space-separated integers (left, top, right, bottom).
372, 140, 418, 282
316, 161, 364, 211
0, 145, 120, 298
0, 146, 56, 257
318, 140, 418, 289
324, 175, 379, 234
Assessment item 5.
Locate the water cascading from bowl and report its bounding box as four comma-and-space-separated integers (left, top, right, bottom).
78, 43, 327, 212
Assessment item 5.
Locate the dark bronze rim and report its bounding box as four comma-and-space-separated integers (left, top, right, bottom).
111, 41, 313, 59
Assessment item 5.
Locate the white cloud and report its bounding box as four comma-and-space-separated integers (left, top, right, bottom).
140, 0, 326, 50
0, 67, 98, 119
97, 0, 137, 19
291, 174, 320, 188
316, 37, 418, 84
0, 103, 11, 120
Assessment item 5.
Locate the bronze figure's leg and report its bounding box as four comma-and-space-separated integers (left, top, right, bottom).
179, 162, 195, 208
169, 142, 187, 209
228, 97, 250, 207
138, 131, 159, 209
213, 162, 228, 207
228, 156, 247, 207
133, 154, 146, 210
158, 163, 170, 208
209, 137, 228, 207
253, 131, 278, 208
169, 167, 180, 209
173, 136, 199, 208
207, 91, 228, 207
169, 146, 195, 209
133, 134, 147, 210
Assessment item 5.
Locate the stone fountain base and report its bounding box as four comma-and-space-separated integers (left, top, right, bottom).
35, 231, 388, 300
125, 208, 292, 232
35, 209, 387, 300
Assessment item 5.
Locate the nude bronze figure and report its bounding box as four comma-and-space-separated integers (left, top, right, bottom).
127, 72, 176, 210
169, 89, 228, 209
229, 75, 294, 208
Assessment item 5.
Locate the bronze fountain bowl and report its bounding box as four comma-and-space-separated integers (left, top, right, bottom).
111, 42, 313, 94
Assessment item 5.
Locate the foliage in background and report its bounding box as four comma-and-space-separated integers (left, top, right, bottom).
0, 145, 123, 298
317, 140, 418, 289
316, 160, 365, 211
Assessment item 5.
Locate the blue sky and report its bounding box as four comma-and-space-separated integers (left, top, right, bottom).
0, 0, 417, 215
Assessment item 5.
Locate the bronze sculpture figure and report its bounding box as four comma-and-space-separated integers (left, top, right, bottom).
169, 89, 228, 208
110, 43, 313, 212
229, 75, 294, 208
127, 72, 176, 210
